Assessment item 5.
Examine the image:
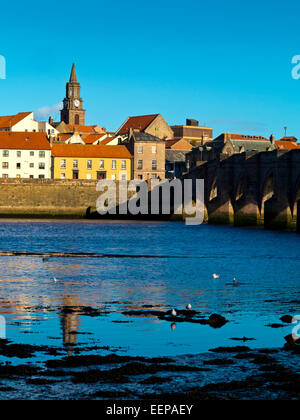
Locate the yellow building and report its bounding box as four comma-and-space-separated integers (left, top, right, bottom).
52, 144, 132, 180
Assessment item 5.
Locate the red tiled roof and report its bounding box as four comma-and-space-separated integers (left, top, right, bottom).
100, 137, 116, 145
275, 140, 300, 150
0, 112, 32, 129
57, 133, 73, 141
0, 132, 50, 150
280, 136, 298, 142
116, 114, 159, 134
229, 133, 269, 142
67, 125, 104, 134
82, 134, 106, 144
165, 138, 192, 150
51, 144, 132, 158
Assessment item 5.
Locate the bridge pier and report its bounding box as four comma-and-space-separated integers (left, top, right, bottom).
234, 195, 260, 226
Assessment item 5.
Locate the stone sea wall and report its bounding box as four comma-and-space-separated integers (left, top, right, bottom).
0, 179, 100, 217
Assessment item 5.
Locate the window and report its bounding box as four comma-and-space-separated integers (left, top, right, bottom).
16, 163, 21, 169
121, 160, 126, 170
39, 151, 45, 158
87, 160, 92, 170
152, 146, 157, 154
152, 159, 157, 170
2, 162, 8, 169
137, 146, 143, 154
2, 174, 8, 178
3, 150, 9, 157
112, 160, 116, 170
152, 173, 157, 179
99, 160, 104, 169
29, 175, 34, 179
60, 159, 66, 169
137, 159, 143, 170
30, 151, 34, 157
61, 173, 66, 179
111, 174, 116, 180
73, 160, 78, 169
29, 163, 34, 168
17, 151, 21, 158
39, 175, 45, 179
121, 174, 127, 181
39, 162, 45, 170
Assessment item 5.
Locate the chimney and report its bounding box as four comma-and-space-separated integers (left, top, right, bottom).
49, 116, 54, 125
186, 119, 199, 127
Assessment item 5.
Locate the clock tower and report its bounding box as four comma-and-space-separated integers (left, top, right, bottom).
60, 63, 86, 126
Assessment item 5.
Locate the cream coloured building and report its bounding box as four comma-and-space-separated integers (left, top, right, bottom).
0, 132, 51, 179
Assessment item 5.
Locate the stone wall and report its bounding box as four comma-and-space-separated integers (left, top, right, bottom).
0, 179, 101, 217
183, 149, 300, 231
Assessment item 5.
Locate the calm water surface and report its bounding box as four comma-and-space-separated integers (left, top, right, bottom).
0, 220, 299, 362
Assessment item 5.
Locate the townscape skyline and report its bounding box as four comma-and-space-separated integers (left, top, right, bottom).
0, 0, 300, 139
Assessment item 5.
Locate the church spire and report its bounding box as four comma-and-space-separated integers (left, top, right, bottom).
69, 62, 77, 83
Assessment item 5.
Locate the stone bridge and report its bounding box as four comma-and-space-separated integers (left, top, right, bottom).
183, 149, 300, 231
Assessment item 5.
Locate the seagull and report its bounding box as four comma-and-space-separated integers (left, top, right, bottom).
171, 309, 177, 317
213, 273, 220, 279
42, 257, 49, 262
186, 304, 192, 310
233, 277, 238, 286
53, 277, 58, 283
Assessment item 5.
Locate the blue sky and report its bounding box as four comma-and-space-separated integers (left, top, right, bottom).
0, 0, 300, 138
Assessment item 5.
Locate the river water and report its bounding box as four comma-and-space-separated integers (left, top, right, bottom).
0, 220, 299, 364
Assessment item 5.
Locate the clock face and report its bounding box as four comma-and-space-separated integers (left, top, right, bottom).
74, 99, 80, 108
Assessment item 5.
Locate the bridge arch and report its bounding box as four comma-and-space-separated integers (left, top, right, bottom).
233, 172, 247, 203
259, 170, 277, 227
209, 177, 218, 201
260, 170, 276, 210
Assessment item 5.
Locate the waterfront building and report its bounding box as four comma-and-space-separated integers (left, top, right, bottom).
165, 138, 192, 179
116, 114, 173, 140
51, 144, 132, 180
186, 132, 276, 170
0, 132, 51, 179
275, 136, 300, 150
0, 111, 58, 138
120, 130, 165, 180
171, 119, 213, 146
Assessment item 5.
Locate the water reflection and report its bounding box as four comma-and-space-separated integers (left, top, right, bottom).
60, 297, 81, 356
0, 221, 298, 356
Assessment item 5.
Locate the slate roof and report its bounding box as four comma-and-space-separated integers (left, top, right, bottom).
132, 131, 164, 143
204, 137, 275, 153
165, 149, 189, 162
231, 140, 275, 152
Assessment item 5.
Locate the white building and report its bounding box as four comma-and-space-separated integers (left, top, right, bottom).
0, 132, 51, 179
0, 112, 59, 137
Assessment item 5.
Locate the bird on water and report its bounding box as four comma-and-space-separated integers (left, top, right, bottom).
186, 304, 192, 310
213, 273, 220, 279
171, 309, 177, 317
